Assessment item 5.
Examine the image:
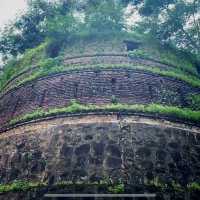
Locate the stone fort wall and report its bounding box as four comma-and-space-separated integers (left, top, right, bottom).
0, 115, 200, 187
0, 39, 200, 200
0, 110, 200, 200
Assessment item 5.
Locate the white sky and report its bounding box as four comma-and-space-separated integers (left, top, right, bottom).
0, 0, 27, 65
0, 0, 27, 29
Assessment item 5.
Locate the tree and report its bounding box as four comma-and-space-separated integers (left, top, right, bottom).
0, 0, 51, 58
0, 0, 129, 60
130, 0, 200, 55
84, 0, 125, 35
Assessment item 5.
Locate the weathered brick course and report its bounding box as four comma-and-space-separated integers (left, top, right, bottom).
0, 69, 199, 128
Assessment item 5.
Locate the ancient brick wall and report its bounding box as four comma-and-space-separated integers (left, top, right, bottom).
0, 69, 199, 128
2, 54, 172, 95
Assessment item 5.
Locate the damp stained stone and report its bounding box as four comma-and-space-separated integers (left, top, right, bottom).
93, 142, 104, 156
120, 125, 131, 133
141, 161, 154, 170
76, 156, 89, 168
85, 135, 93, 140
31, 163, 39, 173
89, 174, 102, 182
75, 144, 90, 155
171, 151, 182, 163
82, 125, 92, 133
106, 144, 121, 157
32, 151, 42, 159
111, 77, 116, 85
146, 171, 154, 180
10, 154, 21, 168
155, 162, 166, 173
16, 141, 25, 150
156, 150, 167, 161
60, 145, 73, 157
9, 168, 20, 180
72, 168, 88, 180
105, 156, 122, 168
136, 147, 151, 158
73, 83, 79, 98
168, 162, 177, 173
90, 157, 103, 165
168, 142, 179, 149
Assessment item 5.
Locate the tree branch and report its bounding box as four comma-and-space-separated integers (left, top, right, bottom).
181, 26, 200, 54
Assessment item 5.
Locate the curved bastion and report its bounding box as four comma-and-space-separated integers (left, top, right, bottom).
0, 38, 200, 200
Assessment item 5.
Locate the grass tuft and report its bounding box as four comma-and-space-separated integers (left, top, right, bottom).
9, 102, 200, 126
0, 181, 47, 194
3, 64, 200, 95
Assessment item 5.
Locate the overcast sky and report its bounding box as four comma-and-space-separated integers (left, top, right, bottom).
0, 0, 27, 29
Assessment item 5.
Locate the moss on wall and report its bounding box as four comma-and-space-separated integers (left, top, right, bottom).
8, 101, 200, 128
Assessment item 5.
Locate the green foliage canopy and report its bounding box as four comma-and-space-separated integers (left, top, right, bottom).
130, 0, 200, 55
0, 0, 127, 59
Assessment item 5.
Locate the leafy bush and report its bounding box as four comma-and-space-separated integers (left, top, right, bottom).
128, 38, 198, 76
128, 49, 150, 59
111, 95, 118, 104
18, 42, 48, 69
0, 181, 46, 193
187, 94, 200, 110
108, 184, 124, 194
0, 41, 48, 90
188, 182, 200, 191
84, 0, 124, 36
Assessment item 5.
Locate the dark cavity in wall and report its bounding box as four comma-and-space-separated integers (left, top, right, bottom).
123, 40, 141, 51
196, 62, 200, 76
74, 83, 79, 98
46, 39, 62, 58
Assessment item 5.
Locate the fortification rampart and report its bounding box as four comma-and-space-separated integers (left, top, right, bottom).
0, 68, 199, 129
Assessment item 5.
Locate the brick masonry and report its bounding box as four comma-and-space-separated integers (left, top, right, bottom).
2, 54, 172, 95
0, 68, 199, 128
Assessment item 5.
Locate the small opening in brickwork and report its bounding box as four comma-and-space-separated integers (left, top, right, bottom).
94, 69, 100, 77
85, 135, 93, 140
74, 83, 78, 98
46, 40, 62, 58
126, 72, 131, 78
148, 85, 153, 95
160, 79, 164, 84
124, 40, 141, 51
12, 98, 20, 117
197, 64, 200, 75
39, 90, 47, 107
111, 78, 116, 85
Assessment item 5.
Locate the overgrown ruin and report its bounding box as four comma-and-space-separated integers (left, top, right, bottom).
0, 37, 200, 200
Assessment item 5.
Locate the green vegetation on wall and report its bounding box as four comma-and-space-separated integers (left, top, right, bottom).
128, 38, 198, 76
0, 0, 199, 84
148, 178, 200, 194
0, 179, 200, 195
9, 101, 200, 127
0, 181, 46, 194
0, 30, 200, 95
187, 94, 200, 111
0, 42, 48, 91
2, 63, 200, 96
